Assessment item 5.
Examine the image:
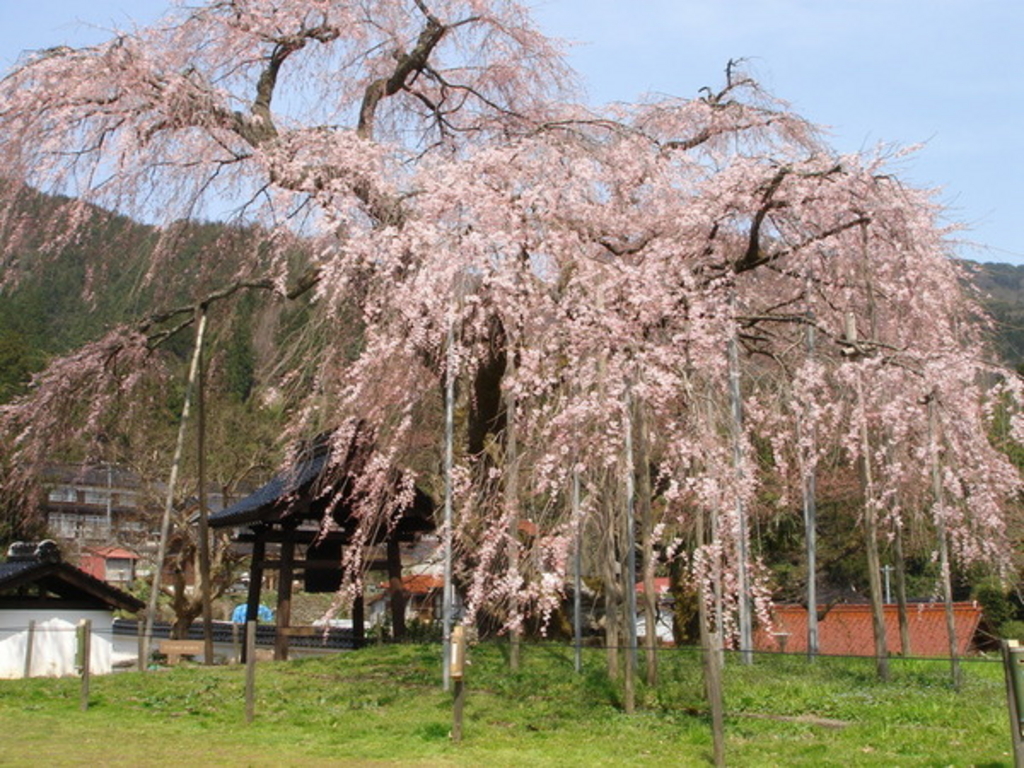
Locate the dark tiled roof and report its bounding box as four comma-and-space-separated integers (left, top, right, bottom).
209, 450, 330, 528
0, 557, 145, 613
0, 559, 38, 583
208, 435, 435, 539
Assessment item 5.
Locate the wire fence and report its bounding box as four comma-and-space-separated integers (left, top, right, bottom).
3, 619, 1020, 762
1, 620, 1009, 662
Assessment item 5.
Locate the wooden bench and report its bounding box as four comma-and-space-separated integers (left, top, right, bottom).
158, 639, 205, 664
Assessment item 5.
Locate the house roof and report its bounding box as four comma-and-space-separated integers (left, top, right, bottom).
397, 574, 444, 594
755, 602, 983, 657
635, 577, 672, 596
0, 542, 144, 613
42, 462, 145, 490
85, 546, 139, 560
370, 574, 444, 604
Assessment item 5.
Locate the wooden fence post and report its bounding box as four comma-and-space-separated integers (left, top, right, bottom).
451, 625, 467, 742
137, 620, 145, 671
245, 620, 257, 723
77, 619, 91, 712
1002, 640, 1024, 768
23, 620, 35, 679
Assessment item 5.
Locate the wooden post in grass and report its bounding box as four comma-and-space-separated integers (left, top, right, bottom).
451, 625, 467, 742
1002, 640, 1024, 767
23, 620, 35, 678
137, 620, 146, 671
245, 620, 257, 724
77, 619, 91, 712
702, 631, 725, 766
697, 506, 725, 768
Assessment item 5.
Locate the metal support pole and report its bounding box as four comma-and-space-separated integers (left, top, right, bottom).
573, 469, 583, 675
727, 310, 753, 664
1003, 640, 1024, 767
442, 318, 456, 691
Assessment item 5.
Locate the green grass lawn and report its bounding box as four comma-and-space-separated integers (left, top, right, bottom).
0, 643, 1014, 766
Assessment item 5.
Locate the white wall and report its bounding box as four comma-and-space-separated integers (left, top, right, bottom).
0, 609, 113, 679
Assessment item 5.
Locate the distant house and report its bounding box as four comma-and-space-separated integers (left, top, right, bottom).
0, 541, 144, 678
754, 602, 984, 656
635, 577, 675, 644
41, 463, 157, 545
368, 574, 455, 627
78, 546, 139, 587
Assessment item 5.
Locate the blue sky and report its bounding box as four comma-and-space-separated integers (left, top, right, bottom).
2, 1, 1022, 264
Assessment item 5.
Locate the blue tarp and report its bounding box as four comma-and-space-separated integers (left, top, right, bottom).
231, 603, 274, 623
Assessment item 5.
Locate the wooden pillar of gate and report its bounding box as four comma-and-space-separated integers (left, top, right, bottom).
387, 537, 406, 640
242, 530, 267, 664
274, 527, 297, 660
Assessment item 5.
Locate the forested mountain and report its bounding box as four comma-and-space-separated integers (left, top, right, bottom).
0, 186, 289, 406
0, 187, 314, 544
965, 261, 1024, 370
4, 189, 1023, 404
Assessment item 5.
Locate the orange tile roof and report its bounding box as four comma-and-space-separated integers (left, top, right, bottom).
518, 519, 538, 537
755, 602, 982, 656
86, 546, 139, 560
635, 577, 671, 595
378, 574, 445, 594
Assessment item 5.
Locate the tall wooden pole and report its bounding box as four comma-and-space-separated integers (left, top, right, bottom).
505, 352, 521, 672
196, 306, 214, 665
928, 394, 961, 690
622, 387, 638, 713
893, 516, 912, 656
636, 401, 658, 686
697, 508, 726, 767
143, 309, 207, 668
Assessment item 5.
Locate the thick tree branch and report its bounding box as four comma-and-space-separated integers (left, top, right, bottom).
357, 12, 448, 139
139, 278, 275, 348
